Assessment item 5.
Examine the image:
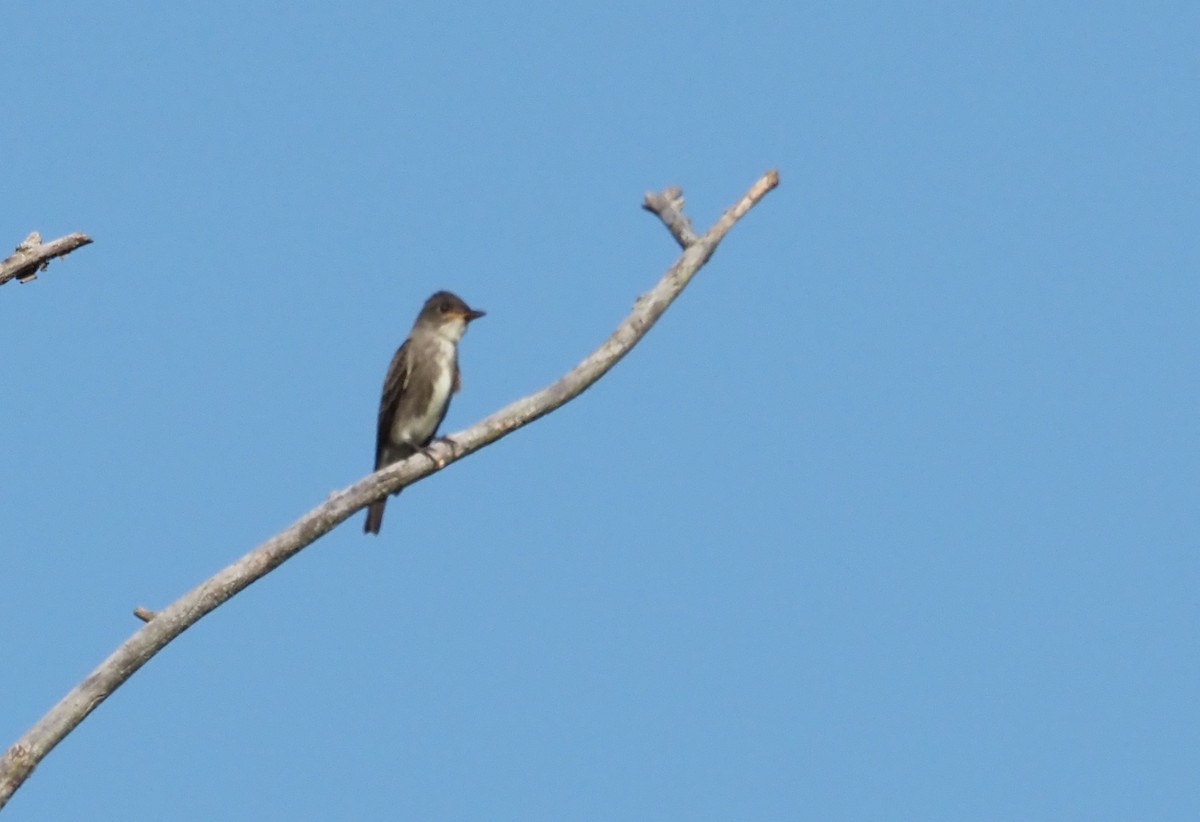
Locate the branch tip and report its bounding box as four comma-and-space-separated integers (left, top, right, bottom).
754, 169, 780, 198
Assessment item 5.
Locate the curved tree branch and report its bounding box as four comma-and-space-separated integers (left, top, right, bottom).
0, 170, 779, 810
0, 232, 93, 288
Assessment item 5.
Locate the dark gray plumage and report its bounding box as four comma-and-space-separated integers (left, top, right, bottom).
364, 291, 484, 534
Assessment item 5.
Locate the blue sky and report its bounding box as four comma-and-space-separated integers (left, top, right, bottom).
3, 2, 1197, 819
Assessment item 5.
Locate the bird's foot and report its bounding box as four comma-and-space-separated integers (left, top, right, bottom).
419, 436, 459, 469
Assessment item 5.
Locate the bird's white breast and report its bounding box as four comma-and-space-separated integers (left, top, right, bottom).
427, 343, 455, 414
391, 336, 456, 447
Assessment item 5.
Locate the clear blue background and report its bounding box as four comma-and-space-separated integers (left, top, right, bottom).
3, 2, 1196, 819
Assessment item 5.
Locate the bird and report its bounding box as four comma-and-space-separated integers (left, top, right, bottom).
364, 290, 485, 534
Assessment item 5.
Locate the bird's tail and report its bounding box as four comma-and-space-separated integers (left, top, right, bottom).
365, 443, 419, 535
363, 499, 387, 534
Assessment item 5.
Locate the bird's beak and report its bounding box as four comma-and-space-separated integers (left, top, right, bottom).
464, 308, 486, 322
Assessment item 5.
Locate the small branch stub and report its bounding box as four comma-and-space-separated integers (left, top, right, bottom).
0, 232, 93, 288
132, 607, 157, 623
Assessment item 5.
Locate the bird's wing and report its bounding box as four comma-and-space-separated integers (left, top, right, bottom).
453, 360, 462, 393
375, 339, 411, 468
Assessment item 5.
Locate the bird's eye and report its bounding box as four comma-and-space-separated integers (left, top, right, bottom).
440, 302, 452, 314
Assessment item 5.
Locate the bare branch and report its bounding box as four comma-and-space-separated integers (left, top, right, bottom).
0, 232, 93, 287
0, 171, 779, 809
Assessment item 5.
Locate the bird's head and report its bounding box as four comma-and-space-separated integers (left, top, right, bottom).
417, 290, 485, 342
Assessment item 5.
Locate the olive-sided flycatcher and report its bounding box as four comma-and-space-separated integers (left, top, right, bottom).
364, 290, 485, 534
